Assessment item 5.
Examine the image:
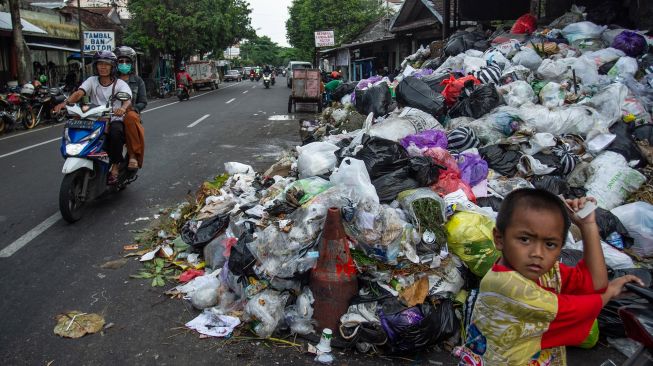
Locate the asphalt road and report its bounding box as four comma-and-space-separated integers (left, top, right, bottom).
0, 77, 627, 366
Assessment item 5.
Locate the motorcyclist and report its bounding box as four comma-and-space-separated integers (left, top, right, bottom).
249, 68, 256, 80
115, 46, 147, 171
53, 50, 132, 185
176, 66, 193, 95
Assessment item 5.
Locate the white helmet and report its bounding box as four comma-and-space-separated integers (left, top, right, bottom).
20, 83, 35, 96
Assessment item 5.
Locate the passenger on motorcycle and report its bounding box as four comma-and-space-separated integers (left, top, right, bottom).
176, 66, 193, 95
115, 46, 147, 171
53, 50, 132, 185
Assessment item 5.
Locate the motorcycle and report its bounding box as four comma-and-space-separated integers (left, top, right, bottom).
29, 86, 67, 128
2, 87, 37, 131
250, 74, 255, 82
263, 72, 272, 89
59, 92, 136, 223
176, 84, 190, 101
618, 283, 653, 365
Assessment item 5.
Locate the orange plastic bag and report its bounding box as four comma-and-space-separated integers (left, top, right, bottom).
511, 13, 537, 34
440, 75, 481, 107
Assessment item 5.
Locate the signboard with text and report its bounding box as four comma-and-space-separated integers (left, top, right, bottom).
314, 30, 335, 47
83, 31, 115, 52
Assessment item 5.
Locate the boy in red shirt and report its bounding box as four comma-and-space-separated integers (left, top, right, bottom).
457, 188, 643, 366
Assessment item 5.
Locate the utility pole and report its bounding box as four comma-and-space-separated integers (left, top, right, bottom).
8, 0, 32, 84
77, 0, 85, 80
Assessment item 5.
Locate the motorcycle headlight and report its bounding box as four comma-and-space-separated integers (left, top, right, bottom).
65, 143, 86, 156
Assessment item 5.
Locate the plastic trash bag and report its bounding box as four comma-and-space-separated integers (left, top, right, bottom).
511, 13, 537, 34
355, 135, 410, 179
531, 175, 570, 196
594, 207, 634, 249
358, 82, 392, 117
512, 48, 542, 71
488, 177, 533, 197
448, 84, 503, 119
330, 158, 380, 205
572, 56, 600, 86
463, 55, 487, 74
447, 126, 480, 153
500, 80, 536, 108
562, 21, 607, 43
284, 287, 315, 335
479, 145, 522, 177
444, 30, 489, 56
611, 202, 653, 258
181, 213, 230, 250
246, 290, 290, 338
398, 188, 447, 239
224, 161, 254, 175
396, 77, 446, 117
612, 30, 648, 57
421, 72, 454, 93
605, 122, 645, 167
409, 156, 442, 186
333, 82, 356, 101
369, 115, 440, 142
445, 211, 500, 277
345, 205, 405, 263
441, 74, 481, 107
566, 239, 634, 270
372, 167, 419, 203
379, 298, 459, 354
519, 103, 610, 136
584, 152, 646, 210
539, 82, 565, 108
296, 142, 339, 178
537, 58, 572, 81
401, 129, 448, 151
548, 4, 585, 29
457, 152, 488, 187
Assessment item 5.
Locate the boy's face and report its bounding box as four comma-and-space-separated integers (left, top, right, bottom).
493, 206, 565, 281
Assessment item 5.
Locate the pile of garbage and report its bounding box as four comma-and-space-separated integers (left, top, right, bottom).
134, 6, 653, 363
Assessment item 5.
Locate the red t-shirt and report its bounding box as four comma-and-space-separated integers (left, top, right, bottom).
493, 260, 604, 348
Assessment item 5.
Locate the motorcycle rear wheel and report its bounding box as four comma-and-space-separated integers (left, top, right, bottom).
22, 106, 38, 129
59, 170, 87, 223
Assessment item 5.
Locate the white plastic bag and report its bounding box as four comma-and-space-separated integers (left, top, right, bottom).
434, 54, 465, 74
512, 48, 542, 71
500, 80, 537, 108
584, 48, 626, 67
567, 240, 635, 269
329, 158, 380, 205
537, 58, 572, 81
611, 202, 653, 258
224, 162, 254, 175
519, 103, 609, 136
562, 21, 607, 43
369, 108, 441, 142
579, 82, 628, 127
608, 57, 638, 79
296, 142, 339, 178
245, 290, 290, 338
572, 56, 600, 86
483, 49, 511, 69
539, 82, 566, 108
584, 152, 646, 210
521, 132, 556, 155
463, 55, 487, 73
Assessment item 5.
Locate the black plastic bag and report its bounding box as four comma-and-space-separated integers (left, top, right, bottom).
595, 208, 634, 248
379, 298, 459, 354
448, 84, 503, 119
228, 221, 258, 277
372, 167, 419, 203
181, 213, 230, 250
359, 82, 392, 117
606, 121, 646, 168
396, 76, 446, 117
354, 135, 410, 179
633, 124, 653, 144
559, 249, 583, 267
409, 156, 442, 186
608, 268, 652, 286
421, 72, 459, 93
444, 30, 488, 56
333, 81, 356, 101
598, 296, 647, 338
531, 175, 570, 196
479, 145, 522, 176
476, 196, 503, 211
598, 59, 618, 75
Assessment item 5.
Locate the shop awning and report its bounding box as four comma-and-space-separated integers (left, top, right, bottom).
27, 42, 80, 52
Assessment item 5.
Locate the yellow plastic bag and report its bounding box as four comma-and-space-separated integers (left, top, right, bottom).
445, 211, 500, 277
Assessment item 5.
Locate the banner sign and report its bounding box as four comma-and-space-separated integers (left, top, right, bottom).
314, 30, 335, 47
83, 31, 115, 52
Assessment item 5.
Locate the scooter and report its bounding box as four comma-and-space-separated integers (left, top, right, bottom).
263, 72, 272, 89
618, 283, 653, 365
58, 92, 136, 223
250, 74, 255, 82
177, 84, 190, 101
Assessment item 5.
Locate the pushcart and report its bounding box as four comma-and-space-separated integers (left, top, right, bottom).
288, 69, 322, 113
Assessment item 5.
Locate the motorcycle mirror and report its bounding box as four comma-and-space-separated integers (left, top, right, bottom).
114, 92, 131, 102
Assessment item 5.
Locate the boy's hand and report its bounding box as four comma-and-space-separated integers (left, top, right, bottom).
564, 196, 597, 226
603, 275, 645, 303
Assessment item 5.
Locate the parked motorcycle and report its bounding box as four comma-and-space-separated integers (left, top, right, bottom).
177, 84, 190, 101
29, 86, 67, 128
1, 86, 37, 131
618, 283, 653, 365
59, 92, 136, 223
263, 72, 272, 89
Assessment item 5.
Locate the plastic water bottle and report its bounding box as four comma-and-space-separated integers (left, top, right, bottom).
606, 232, 624, 250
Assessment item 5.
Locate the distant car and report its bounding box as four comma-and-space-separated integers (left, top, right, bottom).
224, 70, 242, 82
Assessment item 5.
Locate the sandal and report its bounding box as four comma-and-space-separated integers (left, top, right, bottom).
107, 173, 119, 185
128, 158, 139, 170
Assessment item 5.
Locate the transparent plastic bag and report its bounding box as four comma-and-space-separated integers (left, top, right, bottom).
296, 142, 339, 178
398, 188, 447, 246
329, 158, 380, 205
611, 202, 653, 257
345, 205, 404, 263
246, 290, 290, 338
512, 48, 542, 71
500, 80, 536, 108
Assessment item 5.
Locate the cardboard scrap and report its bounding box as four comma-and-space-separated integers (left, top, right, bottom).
399, 276, 430, 307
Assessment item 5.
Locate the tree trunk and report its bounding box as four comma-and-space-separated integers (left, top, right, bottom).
9, 0, 32, 84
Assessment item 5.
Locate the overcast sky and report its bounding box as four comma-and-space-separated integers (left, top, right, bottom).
247, 0, 292, 47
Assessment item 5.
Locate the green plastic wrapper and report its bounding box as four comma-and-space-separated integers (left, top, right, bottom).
445, 211, 500, 277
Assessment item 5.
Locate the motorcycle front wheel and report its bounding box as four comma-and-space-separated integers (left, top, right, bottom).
59, 170, 87, 223
22, 106, 38, 129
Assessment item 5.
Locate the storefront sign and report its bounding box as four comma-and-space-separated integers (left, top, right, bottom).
83, 31, 115, 52
314, 30, 335, 47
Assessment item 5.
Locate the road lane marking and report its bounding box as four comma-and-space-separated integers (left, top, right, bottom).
226, 98, 236, 104
0, 212, 61, 257
252, 86, 256, 89
243, 90, 248, 94
142, 100, 178, 113
0, 123, 64, 141
0, 137, 60, 159
187, 114, 210, 128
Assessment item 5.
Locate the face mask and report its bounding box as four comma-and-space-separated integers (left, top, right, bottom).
118, 63, 132, 74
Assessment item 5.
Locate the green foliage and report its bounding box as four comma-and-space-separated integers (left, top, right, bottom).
286, 0, 385, 61
131, 258, 180, 287
125, 0, 254, 60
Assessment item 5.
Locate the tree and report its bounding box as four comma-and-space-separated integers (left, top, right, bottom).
125, 0, 254, 73
240, 36, 280, 65
7, 0, 32, 83
286, 0, 385, 61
